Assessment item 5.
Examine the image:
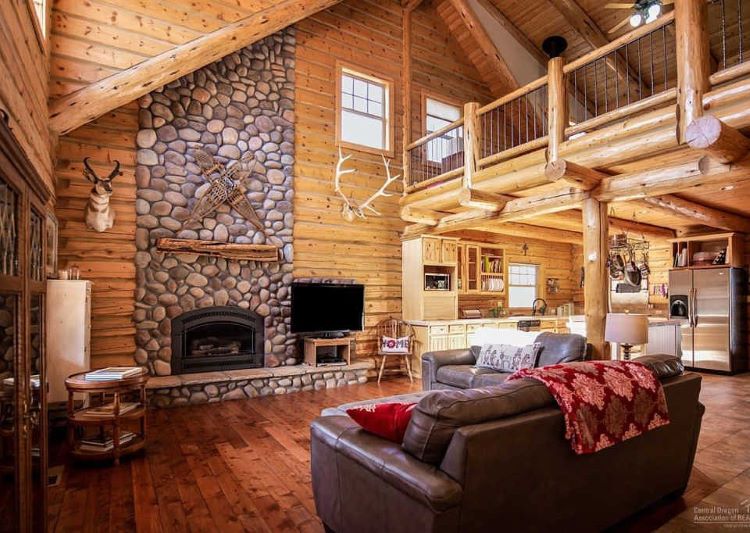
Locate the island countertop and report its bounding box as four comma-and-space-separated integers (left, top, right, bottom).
406, 316, 569, 327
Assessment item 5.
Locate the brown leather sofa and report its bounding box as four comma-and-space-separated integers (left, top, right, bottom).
422, 332, 589, 391
310, 355, 704, 533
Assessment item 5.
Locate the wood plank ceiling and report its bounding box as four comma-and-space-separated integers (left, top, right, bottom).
49, 0, 281, 99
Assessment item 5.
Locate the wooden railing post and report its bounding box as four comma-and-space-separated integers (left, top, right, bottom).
675, 0, 711, 142
547, 56, 567, 162
462, 102, 481, 189
582, 198, 610, 360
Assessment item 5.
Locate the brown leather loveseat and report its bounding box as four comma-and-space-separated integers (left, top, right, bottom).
422, 332, 590, 391
310, 355, 703, 533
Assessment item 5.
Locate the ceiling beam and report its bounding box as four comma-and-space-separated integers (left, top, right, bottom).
525, 210, 676, 238
641, 195, 750, 233
409, 188, 588, 235
685, 115, 750, 164
443, 0, 517, 95
451, 226, 584, 244
49, 0, 343, 135
402, 0, 424, 9
593, 155, 738, 202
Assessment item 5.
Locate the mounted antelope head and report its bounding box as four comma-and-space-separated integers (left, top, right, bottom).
334, 148, 400, 222
83, 157, 121, 232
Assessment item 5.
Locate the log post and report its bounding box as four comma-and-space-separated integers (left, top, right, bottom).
547, 56, 567, 162
582, 198, 610, 360
462, 102, 481, 189
675, 0, 711, 142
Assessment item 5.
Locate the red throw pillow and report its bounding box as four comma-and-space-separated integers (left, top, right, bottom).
346, 402, 417, 443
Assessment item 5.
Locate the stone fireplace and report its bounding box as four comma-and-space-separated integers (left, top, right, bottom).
171, 306, 264, 374
134, 29, 297, 376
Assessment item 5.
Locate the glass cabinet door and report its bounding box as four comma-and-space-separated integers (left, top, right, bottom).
466, 245, 479, 292
0, 294, 18, 531
30, 292, 45, 533
0, 175, 19, 530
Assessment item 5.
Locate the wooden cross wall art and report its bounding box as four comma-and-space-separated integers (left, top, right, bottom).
183, 149, 265, 233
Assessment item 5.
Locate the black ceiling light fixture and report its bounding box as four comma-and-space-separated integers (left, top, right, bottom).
542, 36, 568, 59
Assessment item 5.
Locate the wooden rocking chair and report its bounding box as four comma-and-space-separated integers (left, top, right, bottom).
375, 318, 415, 384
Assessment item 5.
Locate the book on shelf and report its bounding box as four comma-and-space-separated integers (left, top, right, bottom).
3, 375, 41, 389
78, 431, 136, 452
84, 367, 142, 381
82, 402, 139, 418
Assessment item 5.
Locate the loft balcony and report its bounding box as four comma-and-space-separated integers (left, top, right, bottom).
399, 0, 750, 240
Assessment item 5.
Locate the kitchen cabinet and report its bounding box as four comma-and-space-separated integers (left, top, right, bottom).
422, 237, 442, 265
441, 240, 457, 264
465, 245, 480, 292
403, 236, 459, 321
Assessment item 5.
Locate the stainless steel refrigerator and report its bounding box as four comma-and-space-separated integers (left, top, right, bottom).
668, 267, 746, 372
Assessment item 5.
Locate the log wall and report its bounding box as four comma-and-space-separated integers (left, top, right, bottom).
55, 104, 139, 367
0, 1, 52, 191
292, 0, 495, 357
53, 0, 502, 366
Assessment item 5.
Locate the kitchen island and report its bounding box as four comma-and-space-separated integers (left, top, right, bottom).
406, 316, 570, 378
406, 315, 683, 378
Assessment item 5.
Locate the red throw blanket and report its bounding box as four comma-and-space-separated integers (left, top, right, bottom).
507, 361, 670, 454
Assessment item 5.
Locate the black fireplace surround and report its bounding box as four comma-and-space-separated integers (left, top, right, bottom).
171, 307, 264, 374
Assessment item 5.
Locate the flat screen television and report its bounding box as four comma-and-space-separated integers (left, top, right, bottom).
290, 282, 365, 334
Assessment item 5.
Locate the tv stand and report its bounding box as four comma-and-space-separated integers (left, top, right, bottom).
303, 335, 353, 367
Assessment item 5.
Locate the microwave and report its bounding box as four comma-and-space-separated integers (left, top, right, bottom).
424, 273, 451, 291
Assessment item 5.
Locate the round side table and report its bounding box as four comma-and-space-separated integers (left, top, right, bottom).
65, 369, 149, 465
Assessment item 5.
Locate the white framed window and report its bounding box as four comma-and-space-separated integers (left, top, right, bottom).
424, 97, 462, 163
508, 263, 539, 308
337, 66, 393, 155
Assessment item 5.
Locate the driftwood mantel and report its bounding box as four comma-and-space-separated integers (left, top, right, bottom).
156, 238, 280, 262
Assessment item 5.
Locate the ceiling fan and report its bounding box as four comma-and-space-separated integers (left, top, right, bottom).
606, 0, 673, 34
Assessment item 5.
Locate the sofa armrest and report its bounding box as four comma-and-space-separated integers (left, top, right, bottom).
421, 349, 477, 391
311, 415, 463, 514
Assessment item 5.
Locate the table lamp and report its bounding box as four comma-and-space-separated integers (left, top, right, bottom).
605, 313, 648, 360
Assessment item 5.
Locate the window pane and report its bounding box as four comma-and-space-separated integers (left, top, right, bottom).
368, 101, 382, 118
426, 98, 461, 122
509, 286, 537, 308
33, 0, 46, 35
353, 96, 367, 113
369, 84, 383, 103
426, 116, 451, 134
341, 110, 384, 150
342, 93, 353, 109
353, 78, 368, 97
342, 75, 354, 94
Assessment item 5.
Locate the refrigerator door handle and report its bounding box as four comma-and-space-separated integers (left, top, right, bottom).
693, 287, 698, 327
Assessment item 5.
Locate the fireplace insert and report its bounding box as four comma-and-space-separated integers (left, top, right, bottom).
171, 306, 264, 374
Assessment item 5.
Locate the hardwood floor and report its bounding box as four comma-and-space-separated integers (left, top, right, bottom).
48, 373, 750, 532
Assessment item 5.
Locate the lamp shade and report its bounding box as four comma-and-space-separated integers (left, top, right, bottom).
605, 313, 648, 345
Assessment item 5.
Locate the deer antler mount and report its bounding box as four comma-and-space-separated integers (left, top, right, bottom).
333, 148, 400, 222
